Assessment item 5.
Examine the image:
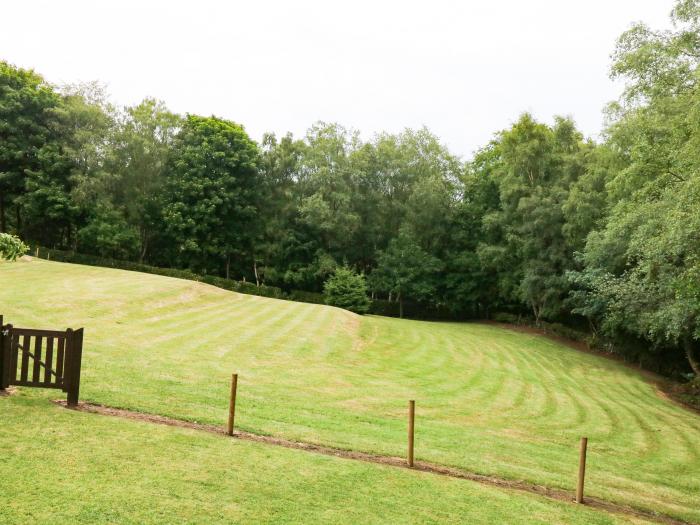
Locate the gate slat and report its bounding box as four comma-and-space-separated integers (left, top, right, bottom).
56, 336, 65, 384
10, 333, 18, 383
32, 335, 43, 383
19, 334, 31, 383
44, 337, 54, 386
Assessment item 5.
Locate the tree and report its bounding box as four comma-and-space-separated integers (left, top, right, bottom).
22, 82, 112, 249
110, 98, 181, 262
477, 114, 589, 324
370, 230, 442, 318
443, 150, 501, 317
256, 132, 306, 285
569, 0, 700, 375
323, 267, 371, 314
296, 122, 361, 256
0, 61, 65, 234
160, 115, 261, 278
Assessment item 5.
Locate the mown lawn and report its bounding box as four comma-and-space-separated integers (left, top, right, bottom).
0, 390, 650, 525
1, 258, 699, 522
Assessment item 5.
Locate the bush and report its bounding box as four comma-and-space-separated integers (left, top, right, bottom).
0, 233, 28, 261
323, 267, 371, 314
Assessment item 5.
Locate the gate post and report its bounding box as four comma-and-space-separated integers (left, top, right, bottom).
0, 315, 4, 390
66, 328, 83, 407
0, 319, 11, 390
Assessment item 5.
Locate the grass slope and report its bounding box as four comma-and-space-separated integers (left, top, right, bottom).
1, 258, 699, 522
1, 391, 649, 525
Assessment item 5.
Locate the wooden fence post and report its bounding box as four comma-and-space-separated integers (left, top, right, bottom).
408, 400, 415, 467
576, 437, 588, 503
227, 373, 238, 436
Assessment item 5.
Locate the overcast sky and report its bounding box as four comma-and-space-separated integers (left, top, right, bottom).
2, 0, 674, 158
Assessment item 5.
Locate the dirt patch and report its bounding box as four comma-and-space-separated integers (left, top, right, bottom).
54, 400, 692, 525
482, 321, 700, 417
0, 386, 18, 397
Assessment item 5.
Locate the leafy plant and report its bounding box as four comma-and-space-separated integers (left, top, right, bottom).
0, 233, 28, 261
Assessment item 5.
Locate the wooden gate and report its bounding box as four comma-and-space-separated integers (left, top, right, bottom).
0, 315, 84, 406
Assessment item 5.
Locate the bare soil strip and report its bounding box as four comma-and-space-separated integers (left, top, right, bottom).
54, 400, 691, 525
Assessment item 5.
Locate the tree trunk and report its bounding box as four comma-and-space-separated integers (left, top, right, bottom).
139, 227, 149, 263
399, 293, 404, 319
253, 259, 260, 287
15, 203, 21, 236
683, 335, 700, 376
0, 191, 5, 232
225, 255, 231, 280
532, 303, 542, 327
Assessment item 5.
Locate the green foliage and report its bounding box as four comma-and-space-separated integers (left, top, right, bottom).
567, 0, 700, 376
323, 267, 371, 314
0, 233, 28, 261
0, 61, 67, 236
160, 115, 261, 276
477, 114, 588, 324
370, 230, 442, 318
109, 98, 181, 261
77, 204, 139, 259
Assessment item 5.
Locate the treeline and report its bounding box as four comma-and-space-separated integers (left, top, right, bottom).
2, 1, 700, 377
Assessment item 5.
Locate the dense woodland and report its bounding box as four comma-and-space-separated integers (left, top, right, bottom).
2, 1, 700, 378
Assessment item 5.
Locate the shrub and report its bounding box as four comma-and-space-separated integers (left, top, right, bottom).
323, 267, 371, 314
0, 233, 28, 261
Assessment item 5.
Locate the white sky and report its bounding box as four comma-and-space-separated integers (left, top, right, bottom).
2, 0, 674, 158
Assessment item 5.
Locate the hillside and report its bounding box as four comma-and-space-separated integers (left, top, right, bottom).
1, 258, 699, 523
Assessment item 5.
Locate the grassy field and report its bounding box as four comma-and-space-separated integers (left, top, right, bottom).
1, 391, 650, 525
1, 258, 699, 523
